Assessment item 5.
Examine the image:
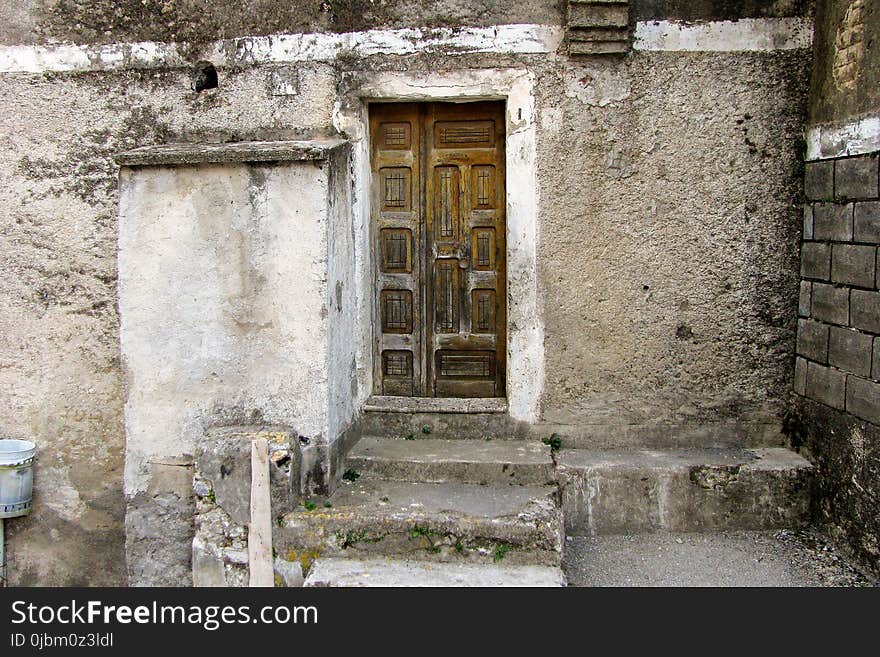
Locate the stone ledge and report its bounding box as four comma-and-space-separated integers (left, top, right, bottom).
304, 558, 566, 587
363, 395, 508, 414
558, 447, 813, 535
115, 138, 348, 167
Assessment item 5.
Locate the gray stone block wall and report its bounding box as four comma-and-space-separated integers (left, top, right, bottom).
798, 153, 880, 427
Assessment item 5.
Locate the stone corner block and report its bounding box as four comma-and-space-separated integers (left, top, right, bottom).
831, 244, 876, 288
851, 289, 880, 333
196, 426, 299, 527
854, 201, 880, 243
813, 202, 853, 241
804, 160, 834, 201
828, 325, 873, 377
805, 361, 846, 410
796, 318, 829, 363
846, 375, 880, 425
835, 154, 880, 201
801, 242, 830, 280
811, 283, 850, 326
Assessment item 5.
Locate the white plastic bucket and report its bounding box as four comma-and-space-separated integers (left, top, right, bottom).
0, 439, 36, 519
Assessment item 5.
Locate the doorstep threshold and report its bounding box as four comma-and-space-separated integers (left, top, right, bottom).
364, 396, 508, 414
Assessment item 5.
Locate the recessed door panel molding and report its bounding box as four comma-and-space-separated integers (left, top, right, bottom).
434, 259, 460, 333
379, 122, 412, 150
380, 228, 412, 273
380, 167, 411, 211
434, 120, 495, 148
371, 101, 506, 398
433, 166, 460, 241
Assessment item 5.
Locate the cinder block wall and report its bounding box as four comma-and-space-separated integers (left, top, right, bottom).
795, 151, 880, 575
797, 154, 880, 419
793, 0, 880, 576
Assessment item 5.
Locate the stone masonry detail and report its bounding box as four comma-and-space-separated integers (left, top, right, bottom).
798, 152, 880, 424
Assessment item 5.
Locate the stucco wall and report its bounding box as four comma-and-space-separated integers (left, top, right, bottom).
118, 144, 353, 585
535, 51, 809, 447
0, 64, 337, 585
0, 5, 813, 584
119, 161, 333, 493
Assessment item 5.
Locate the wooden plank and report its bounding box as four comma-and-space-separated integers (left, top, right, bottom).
248, 438, 274, 587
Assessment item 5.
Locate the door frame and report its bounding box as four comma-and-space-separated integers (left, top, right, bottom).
334, 68, 544, 423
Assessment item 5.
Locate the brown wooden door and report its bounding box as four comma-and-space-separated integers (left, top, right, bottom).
370, 101, 506, 398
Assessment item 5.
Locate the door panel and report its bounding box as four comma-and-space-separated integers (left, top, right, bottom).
371, 103, 423, 397
371, 101, 506, 398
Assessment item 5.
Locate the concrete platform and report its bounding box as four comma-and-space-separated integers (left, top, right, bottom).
347, 436, 556, 485
563, 530, 873, 587
558, 447, 813, 535
360, 409, 532, 440
277, 475, 562, 566
304, 557, 566, 587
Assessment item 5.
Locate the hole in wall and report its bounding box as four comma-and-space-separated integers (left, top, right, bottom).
191, 61, 218, 93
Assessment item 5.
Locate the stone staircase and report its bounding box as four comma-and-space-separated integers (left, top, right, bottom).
276, 434, 566, 586
276, 409, 814, 587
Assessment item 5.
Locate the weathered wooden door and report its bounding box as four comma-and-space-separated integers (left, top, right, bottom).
370, 101, 506, 398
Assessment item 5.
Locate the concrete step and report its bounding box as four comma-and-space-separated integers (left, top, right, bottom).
361, 401, 530, 441
276, 475, 563, 566
346, 436, 557, 485
557, 447, 813, 536
304, 557, 567, 587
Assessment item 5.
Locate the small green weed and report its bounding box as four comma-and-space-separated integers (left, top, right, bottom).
542, 434, 562, 452
493, 544, 511, 562
410, 524, 435, 538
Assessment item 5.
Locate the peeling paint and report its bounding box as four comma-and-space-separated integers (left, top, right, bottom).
634, 17, 814, 52
806, 115, 880, 160
0, 19, 818, 75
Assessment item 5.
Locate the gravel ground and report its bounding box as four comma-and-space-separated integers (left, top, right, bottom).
563, 529, 876, 587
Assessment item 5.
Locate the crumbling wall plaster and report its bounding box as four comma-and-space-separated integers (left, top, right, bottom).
118, 162, 330, 494
0, 17, 813, 583
534, 51, 810, 447
0, 64, 336, 585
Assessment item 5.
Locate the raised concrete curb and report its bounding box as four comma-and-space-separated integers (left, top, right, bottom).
558, 447, 813, 535
304, 557, 566, 587
347, 437, 556, 485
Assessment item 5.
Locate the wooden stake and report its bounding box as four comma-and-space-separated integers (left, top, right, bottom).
248, 438, 274, 587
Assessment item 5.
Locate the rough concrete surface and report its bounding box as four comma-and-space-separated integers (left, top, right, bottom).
0, 62, 336, 585
0, 1, 565, 47
305, 557, 566, 587
277, 475, 562, 566
563, 529, 876, 587
0, 22, 811, 583
558, 447, 813, 535
536, 51, 810, 448
347, 436, 556, 485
